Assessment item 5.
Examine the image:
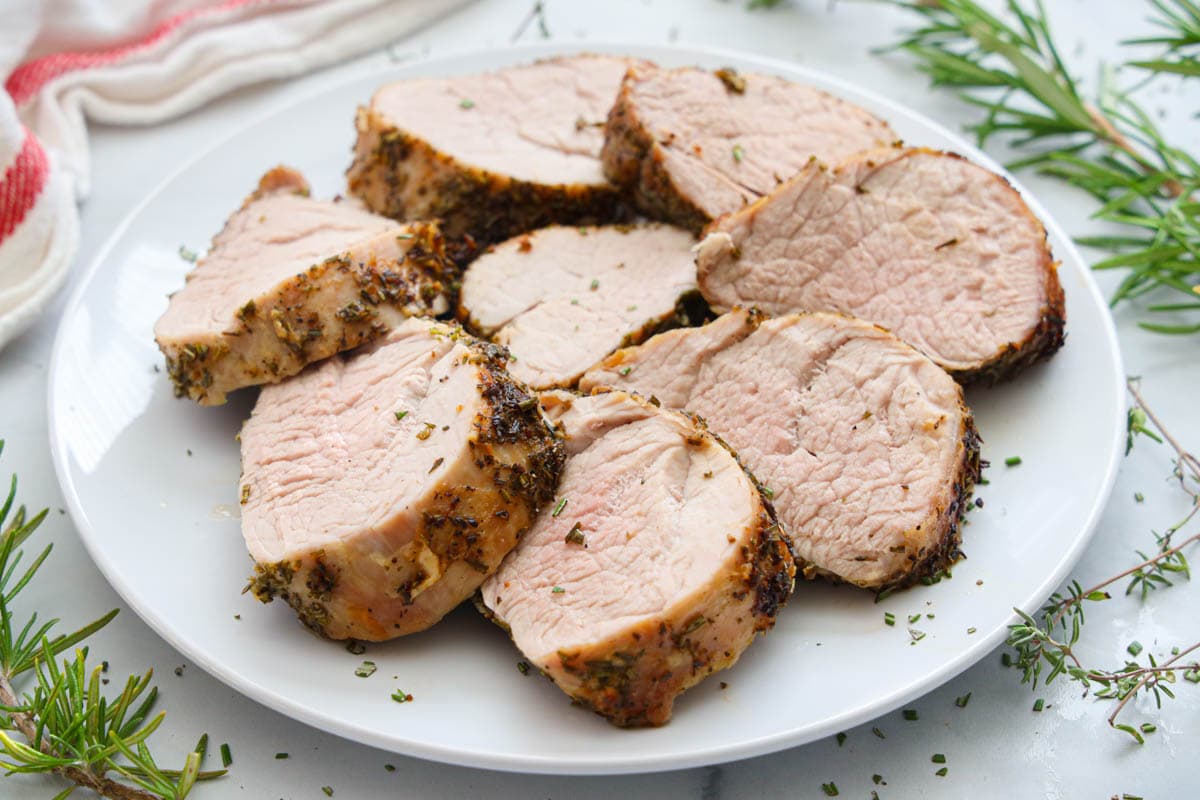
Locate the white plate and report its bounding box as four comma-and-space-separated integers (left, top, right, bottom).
48, 42, 1124, 775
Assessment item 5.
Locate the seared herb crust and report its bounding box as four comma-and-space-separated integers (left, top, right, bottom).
347, 109, 635, 261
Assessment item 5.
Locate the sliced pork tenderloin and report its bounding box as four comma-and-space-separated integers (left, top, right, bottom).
602, 63, 896, 231
458, 224, 700, 389
581, 310, 980, 591
696, 147, 1065, 382
480, 390, 794, 727
241, 318, 563, 641
347, 56, 642, 256
154, 166, 453, 405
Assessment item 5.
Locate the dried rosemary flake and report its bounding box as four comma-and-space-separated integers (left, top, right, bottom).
619, 366, 632, 376
394, 410, 408, 421
872, 726, 886, 739
355, 661, 377, 678
903, 709, 918, 721
552, 498, 568, 517
935, 767, 948, 777
955, 692, 971, 708
416, 422, 435, 440
821, 782, 839, 797
275, 752, 289, 759
517, 660, 530, 675
1033, 698, 1044, 712
931, 753, 946, 764
220, 742, 232, 768
322, 787, 334, 797
883, 612, 895, 626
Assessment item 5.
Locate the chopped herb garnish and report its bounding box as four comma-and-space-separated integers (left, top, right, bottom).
935, 767, 948, 777
459, 98, 475, 109
908, 628, 926, 642
1001, 652, 1013, 667
1140, 722, 1156, 734
517, 661, 530, 675
355, 661, 377, 678
384, 764, 396, 772
835, 731, 846, 746
220, 742, 232, 768
178, 245, 198, 262
1033, 698, 1044, 712
1185, 668, 1200, 683
322, 787, 334, 797
627, 305, 638, 311
551, 586, 566, 594
955, 692, 971, 708
761, 486, 775, 499
391, 690, 412, 703
932, 753, 946, 764
872, 726, 886, 739
1005, 456, 1022, 467
565, 523, 586, 546
1134, 492, 1145, 502
967, 627, 977, 635
903, 709, 918, 721
589, 279, 600, 291
732, 144, 745, 163
275, 752, 289, 759
872, 774, 884, 785
619, 366, 632, 376
908, 613, 921, 624
394, 410, 408, 421
883, 612, 895, 626
552, 498, 568, 517
1126, 640, 1143, 656
821, 782, 839, 797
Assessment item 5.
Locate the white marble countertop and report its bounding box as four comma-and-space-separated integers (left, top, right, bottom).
2, 0, 1197, 797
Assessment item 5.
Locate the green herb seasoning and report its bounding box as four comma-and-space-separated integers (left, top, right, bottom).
932, 753, 946, 764
517, 661, 530, 675
391, 690, 413, 703
935, 767, 948, 777
552, 498, 568, 517
322, 787, 334, 797
908, 613, 921, 624
589, 279, 600, 291
955, 692, 971, 708
872, 726, 885, 739
872, 774, 884, 785
821, 782, 839, 797
903, 709, 918, 721
275, 752, 289, 759
355, 661, 377, 678
732, 144, 745, 163
1005, 456, 1022, 467
1033, 698, 1045, 712
346, 640, 366, 655
416, 422, 435, 440
178, 245, 198, 262
385, 764, 396, 772
835, 731, 846, 747
1134, 492, 1145, 502
459, 98, 475, 109
1127, 640, 1143, 656
883, 612, 895, 626
565, 522, 586, 545
551, 586, 566, 594
394, 410, 408, 421
967, 627, 977, 635
1140, 723, 1156, 734
908, 628, 926, 642
220, 743, 232, 768
619, 366, 632, 376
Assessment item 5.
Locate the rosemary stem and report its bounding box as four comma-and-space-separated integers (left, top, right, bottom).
0, 669, 160, 800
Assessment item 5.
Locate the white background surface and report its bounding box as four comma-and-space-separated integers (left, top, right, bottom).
1, 0, 1198, 797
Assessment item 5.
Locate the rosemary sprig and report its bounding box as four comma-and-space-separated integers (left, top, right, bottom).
879, 0, 1200, 333
1004, 380, 1200, 742
0, 442, 223, 798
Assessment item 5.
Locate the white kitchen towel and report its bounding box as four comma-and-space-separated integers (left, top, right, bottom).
0, 0, 467, 351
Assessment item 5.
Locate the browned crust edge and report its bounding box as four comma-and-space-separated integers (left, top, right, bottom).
348, 108, 635, 259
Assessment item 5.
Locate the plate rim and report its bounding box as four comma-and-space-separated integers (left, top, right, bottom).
47, 39, 1126, 775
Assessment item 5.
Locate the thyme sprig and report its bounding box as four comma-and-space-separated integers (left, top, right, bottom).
0, 442, 223, 798
879, 0, 1200, 333
1004, 380, 1200, 742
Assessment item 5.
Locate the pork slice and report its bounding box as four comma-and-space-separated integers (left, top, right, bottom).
347, 56, 642, 254
602, 63, 896, 231
480, 390, 794, 727
458, 224, 699, 389
241, 318, 563, 641
696, 147, 1066, 382
581, 310, 981, 591
154, 166, 453, 405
